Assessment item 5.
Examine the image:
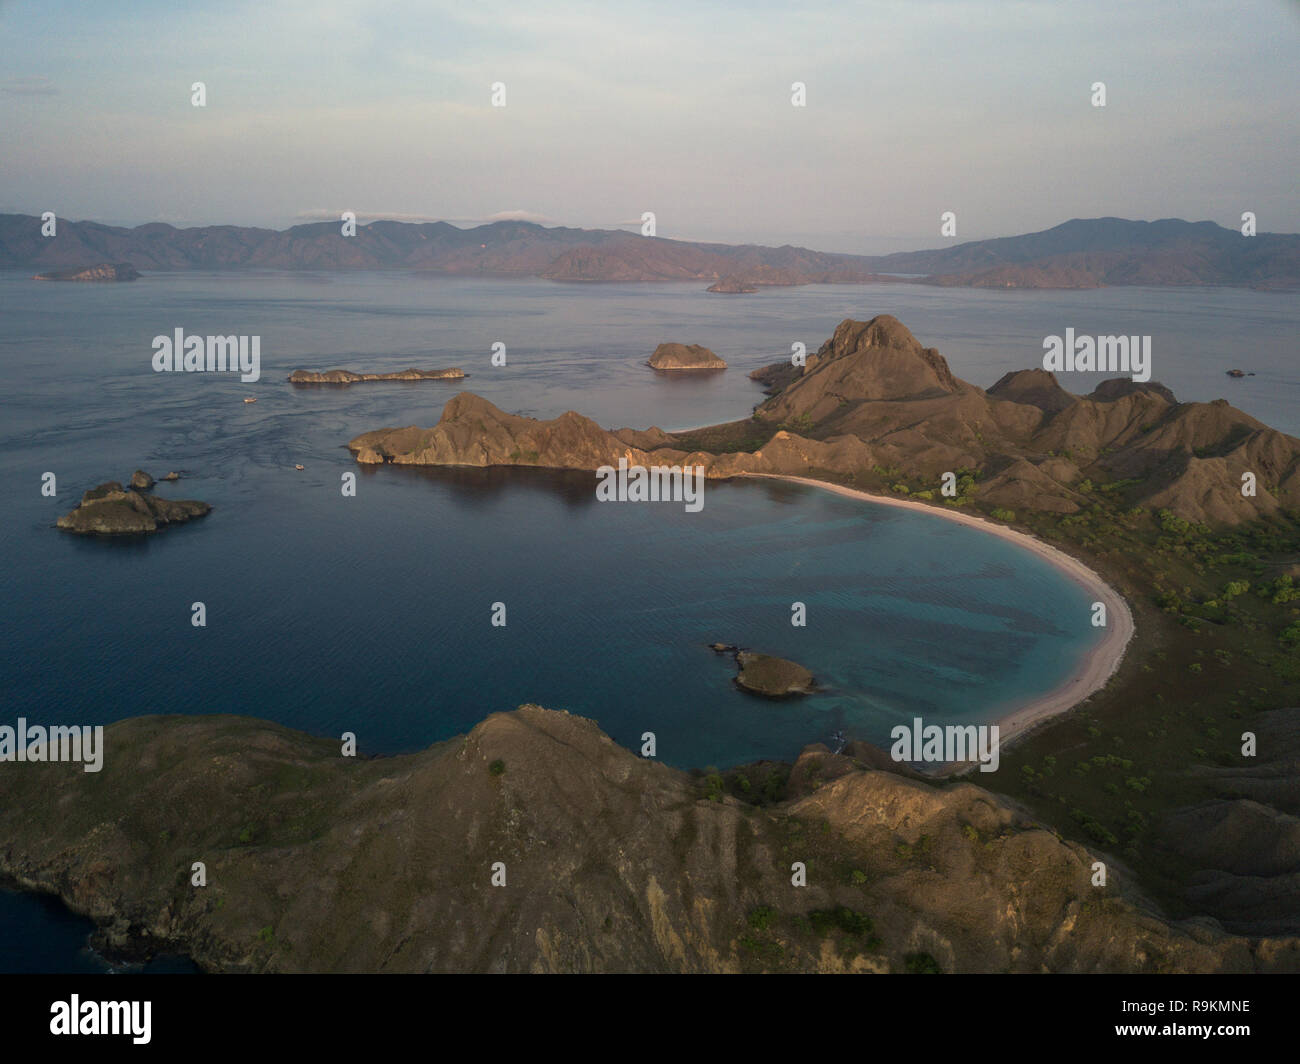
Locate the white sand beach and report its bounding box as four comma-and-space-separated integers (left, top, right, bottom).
742, 474, 1136, 766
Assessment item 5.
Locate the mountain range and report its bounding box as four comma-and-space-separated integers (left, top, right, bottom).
4, 214, 1297, 290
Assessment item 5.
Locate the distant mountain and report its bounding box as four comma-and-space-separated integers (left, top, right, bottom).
876, 217, 1300, 290
2, 214, 1297, 290
0, 213, 884, 284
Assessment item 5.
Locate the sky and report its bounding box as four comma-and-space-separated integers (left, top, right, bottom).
1, 0, 1297, 254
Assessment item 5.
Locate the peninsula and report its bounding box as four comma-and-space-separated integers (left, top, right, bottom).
342, 312, 1300, 933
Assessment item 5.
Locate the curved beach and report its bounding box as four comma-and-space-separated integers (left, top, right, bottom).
741, 474, 1136, 758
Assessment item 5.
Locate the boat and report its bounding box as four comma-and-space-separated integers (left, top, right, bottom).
243, 396, 257, 403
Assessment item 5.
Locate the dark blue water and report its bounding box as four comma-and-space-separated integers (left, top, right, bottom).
1, 270, 1294, 970
0, 888, 198, 973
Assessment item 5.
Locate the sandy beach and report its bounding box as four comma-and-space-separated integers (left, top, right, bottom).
741, 474, 1136, 770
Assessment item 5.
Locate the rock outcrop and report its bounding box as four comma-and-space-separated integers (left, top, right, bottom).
33, 262, 140, 282
288, 367, 465, 384
56, 477, 210, 535
647, 343, 727, 372
0, 705, 1293, 973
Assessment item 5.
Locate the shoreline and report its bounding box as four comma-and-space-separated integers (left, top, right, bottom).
739, 474, 1136, 775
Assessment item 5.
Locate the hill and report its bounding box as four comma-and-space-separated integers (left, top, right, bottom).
2, 706, 1293, 972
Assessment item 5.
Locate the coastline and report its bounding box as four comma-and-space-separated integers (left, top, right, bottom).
739, 474, 1136, 774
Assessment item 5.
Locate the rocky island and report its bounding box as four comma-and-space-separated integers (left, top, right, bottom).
734, 650, 817, 697
56, 472, 209, 534
288, 367, 465, 384
33, 262, 140, 282
647, 343, 727, 372
706, 277, 758, 293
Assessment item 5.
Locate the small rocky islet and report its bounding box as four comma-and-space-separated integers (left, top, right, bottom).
288, 367, 465, 384
56, 470, 208, 535
710, 643, 818, 697
33, 262, 141, 282
646, 343, 727, 372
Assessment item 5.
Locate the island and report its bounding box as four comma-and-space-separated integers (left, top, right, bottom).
647, 343, 727, 372
56, 473, 210, 534
705, 277, 758, 293
33, 262, 140, 282
734, 650, 817, 697
288, 367, 465, 384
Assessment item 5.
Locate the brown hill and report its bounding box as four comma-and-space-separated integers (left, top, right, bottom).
1, 705, 1293, 972
348, 392, 655, 470
988, 368, 1077, 414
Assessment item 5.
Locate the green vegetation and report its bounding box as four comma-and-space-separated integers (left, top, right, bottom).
984, 486, 1300, 918
808, 906, 881, 948
702, 769, 726, 802
779, 413, 816, 435
488, 759, 506, 776
904, 952, 941, 974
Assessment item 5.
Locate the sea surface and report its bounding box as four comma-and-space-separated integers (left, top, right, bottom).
1, 270, 1296, 969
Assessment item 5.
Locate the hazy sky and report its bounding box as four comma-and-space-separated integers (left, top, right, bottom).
2, 0, 1297, 254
